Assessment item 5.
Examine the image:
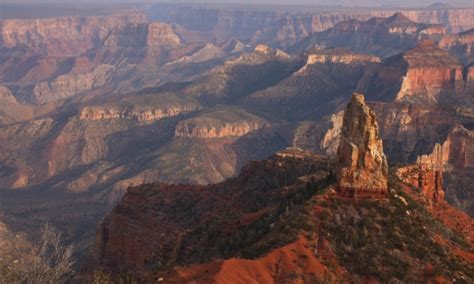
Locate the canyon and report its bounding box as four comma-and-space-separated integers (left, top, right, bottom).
95, 94, 473, 282
151, 4, 474, 49
0, 2, 472, 281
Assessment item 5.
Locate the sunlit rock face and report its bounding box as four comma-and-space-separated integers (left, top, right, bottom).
395, 42, 466, 103
336, 94, 388, 199
397, 125, 473, 208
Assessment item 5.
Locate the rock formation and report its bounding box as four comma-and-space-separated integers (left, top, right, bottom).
395, 42, 465, 103
305, 50, 380, 65
439, 28, 474, 65
79, 105, 199, 122
0, 13, 147, 57
95, 144, 474, 282
33, 64, 115, 104
153, 5, 474, 49
396, 125, 473, 205
364, 42, 471, 104
174, 109, 268, 139
0, 85, 16, 103
290, 13, 447, 58
167, 43, 225, 65
96, 150, 333, 274
397, 144, 446, 203
336, 93, 388, 199
146, 22, 181, 47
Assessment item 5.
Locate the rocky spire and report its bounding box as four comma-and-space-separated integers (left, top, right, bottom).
336, 93, 389, 199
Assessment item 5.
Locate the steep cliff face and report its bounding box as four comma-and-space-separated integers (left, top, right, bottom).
364, 43, 469, 104
174, 109, 268, 139
397, 144, 446, 203
245, 48, 378, 121
336, 94, 388, 199
396, 8, 474, 33
79, 104, 199, 122
0, 14, 193, 106
0, 13, 147, 57
395, 43, 465, 103
305, 51, 380, 65
150, 4, 474, 48
369, 102, 469, 163
290, 13, 446, 58
439, 28, 474, 65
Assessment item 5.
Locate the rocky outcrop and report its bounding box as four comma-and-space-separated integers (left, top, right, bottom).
79, 105, 199, 122
296, 49, 380, 74
222, 38, 248, 54
175, 109, 268, 139
167, 43, 224, 65
397, 145, 446, 203
306, 51, 380, 65
146, 22, 180, 47
175, 120, 266, 139
336, 94, 388, 199
0, 85, 16, 103
32, 64, 115, 104
397, 125, 473, 205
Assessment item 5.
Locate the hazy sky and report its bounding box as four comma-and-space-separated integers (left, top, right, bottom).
1, 0, 473, 6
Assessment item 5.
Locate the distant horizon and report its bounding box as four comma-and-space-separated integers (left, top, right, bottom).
1, 0, 473, 8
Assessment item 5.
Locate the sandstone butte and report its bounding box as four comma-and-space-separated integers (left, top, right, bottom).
336, 93, 389, 199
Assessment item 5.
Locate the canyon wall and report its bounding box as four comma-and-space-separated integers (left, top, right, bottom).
175, 109, 268, 139
150, 4, 474, 48
439, 28, 474, 65
395, 43, 466, 103
0, 13, 148, 57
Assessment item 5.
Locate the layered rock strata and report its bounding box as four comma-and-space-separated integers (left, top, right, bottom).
397, 125, 473, 204
336, 93, 388, 199
396, 42, 465, 103
174, 109, 268, 139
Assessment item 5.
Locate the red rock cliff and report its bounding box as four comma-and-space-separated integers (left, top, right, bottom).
396, 125, 473, 203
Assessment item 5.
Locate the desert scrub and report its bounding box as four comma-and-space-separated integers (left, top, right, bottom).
320, 181, 474, 282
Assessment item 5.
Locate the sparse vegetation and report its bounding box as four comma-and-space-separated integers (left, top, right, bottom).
0, 223, 75, 284
319, 180, 474, 282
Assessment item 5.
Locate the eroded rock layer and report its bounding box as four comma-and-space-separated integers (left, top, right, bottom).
336, 94, 388, 199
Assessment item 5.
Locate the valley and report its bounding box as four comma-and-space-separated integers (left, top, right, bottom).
0, 1, 473, 282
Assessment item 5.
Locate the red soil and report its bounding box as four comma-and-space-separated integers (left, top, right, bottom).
171, 236, 329, 284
